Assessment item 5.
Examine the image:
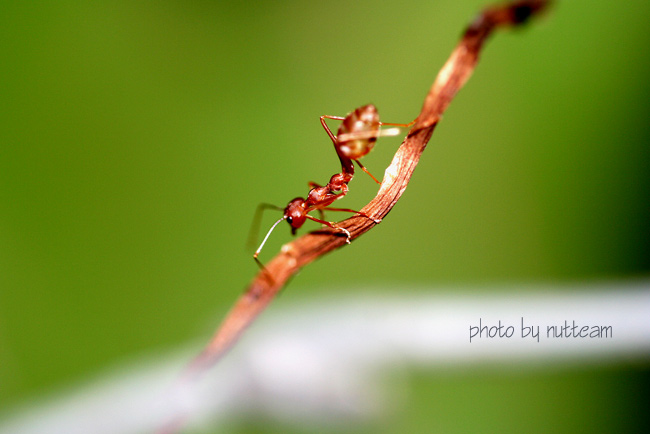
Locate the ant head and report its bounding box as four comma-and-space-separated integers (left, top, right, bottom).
284, 198, 307, 234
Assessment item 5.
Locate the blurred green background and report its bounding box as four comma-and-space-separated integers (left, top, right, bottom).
1, 0, 649, 432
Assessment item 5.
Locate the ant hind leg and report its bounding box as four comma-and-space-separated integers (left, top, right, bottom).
320, 115, 345, 145
323, 206, 381, 224
379, 119, 417, 128
354, 159, 381, 184
305, 214, 352, 244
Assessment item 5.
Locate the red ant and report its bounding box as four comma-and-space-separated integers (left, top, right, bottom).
251, 104, 414, 263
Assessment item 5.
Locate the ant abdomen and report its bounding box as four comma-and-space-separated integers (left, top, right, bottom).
336, 104, 380, 160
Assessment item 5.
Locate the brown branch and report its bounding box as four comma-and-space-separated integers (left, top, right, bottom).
189, 0, 550, 375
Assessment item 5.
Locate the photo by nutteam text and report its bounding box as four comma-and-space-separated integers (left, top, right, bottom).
469, 318, 613, 342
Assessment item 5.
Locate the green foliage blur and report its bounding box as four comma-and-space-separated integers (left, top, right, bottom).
1, 0, 648, 432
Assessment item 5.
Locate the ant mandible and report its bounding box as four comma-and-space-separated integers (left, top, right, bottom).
251, 104, 414, 264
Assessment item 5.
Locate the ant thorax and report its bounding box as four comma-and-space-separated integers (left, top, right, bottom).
336, 104, 380, 160
306, 173, 351, 210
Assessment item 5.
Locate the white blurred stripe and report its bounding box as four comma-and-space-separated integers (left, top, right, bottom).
1, 280, 649, 434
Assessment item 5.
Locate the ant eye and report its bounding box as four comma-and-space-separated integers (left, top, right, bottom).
286, 216, 293, 224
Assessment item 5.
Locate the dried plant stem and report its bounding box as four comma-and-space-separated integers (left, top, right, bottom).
188, 0, 550, 376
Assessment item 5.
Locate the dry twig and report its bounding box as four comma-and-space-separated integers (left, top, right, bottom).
188, 0, 550, 375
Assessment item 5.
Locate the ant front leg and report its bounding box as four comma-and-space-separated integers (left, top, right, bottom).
305, 214, 351, 244
323, 207, 382, 224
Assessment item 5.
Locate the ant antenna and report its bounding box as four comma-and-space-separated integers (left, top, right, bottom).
254, 215, 286, 259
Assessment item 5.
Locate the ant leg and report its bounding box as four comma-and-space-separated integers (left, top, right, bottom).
335, 119, 416, 143
308, 181, 323, 189
305, 214, 351, 244
337, 127, 401, 143
354, 159, 381, 184
379, 119, 417, 128
323, 207, 382, 224
336, 119, 415, 144
247, 203, 284, 251
320, 115, 345, 146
